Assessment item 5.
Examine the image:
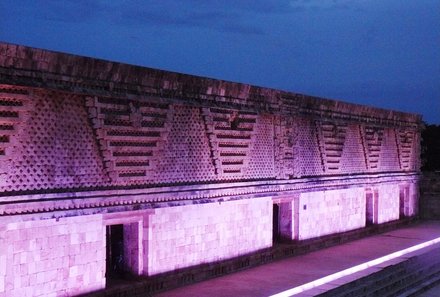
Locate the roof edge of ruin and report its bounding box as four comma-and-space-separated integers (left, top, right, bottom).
0, 42, 422, 125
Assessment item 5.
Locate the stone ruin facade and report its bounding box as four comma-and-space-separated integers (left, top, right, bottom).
0, 43, 422, 297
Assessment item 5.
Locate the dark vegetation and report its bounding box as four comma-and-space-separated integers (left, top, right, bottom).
421, 124, 440, 171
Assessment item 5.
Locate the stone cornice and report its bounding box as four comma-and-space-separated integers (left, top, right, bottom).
0, 172, 419, 219
0, 43, 421, 128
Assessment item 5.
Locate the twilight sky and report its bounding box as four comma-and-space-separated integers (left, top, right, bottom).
1, 0, 439, 124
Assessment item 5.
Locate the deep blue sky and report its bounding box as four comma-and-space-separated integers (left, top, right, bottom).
1, 0, 439, 124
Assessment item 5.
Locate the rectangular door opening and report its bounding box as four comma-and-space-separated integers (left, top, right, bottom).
366, 190, 378, 225
399, 185, 409, 219
106, 224, 125, 284
273, 203, 280, 242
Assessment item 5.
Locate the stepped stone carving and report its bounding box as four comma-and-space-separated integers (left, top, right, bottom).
86, 96, 173, 184
0, 86, 30, 188
202, 107, 257, 179
397, 129, 415, 171
316, 121, 348, 173
0, 87, 29, 158
0, 43, 423, 195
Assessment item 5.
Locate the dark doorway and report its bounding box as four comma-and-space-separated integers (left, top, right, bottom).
366, 190, 378, 225
106, 224, 125, 282
366, 192, 374, 225
399, 186, 409, 219
273, 204, 280, 242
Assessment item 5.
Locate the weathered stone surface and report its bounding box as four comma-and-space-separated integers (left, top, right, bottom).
0, 42, 423, 297
0, 215, 105, 297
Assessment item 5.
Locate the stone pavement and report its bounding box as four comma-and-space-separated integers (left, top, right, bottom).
154, 220, 440, 297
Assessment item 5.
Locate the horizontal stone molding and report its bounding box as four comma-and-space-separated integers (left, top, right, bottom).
0, 172, 419, 220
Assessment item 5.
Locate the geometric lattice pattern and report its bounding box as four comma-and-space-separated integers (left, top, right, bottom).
246, 113, 275, 179
202, 107, 257, 179
3, 90, 108, 192
380, 128, 401, 172
295, 118, 325, 177
155, 105, 215, 183
316, 121, 348, 173
0, 85, 420, 192
340, 124, 367, 174
0, 43, 423, 196
86, 96, 173, 184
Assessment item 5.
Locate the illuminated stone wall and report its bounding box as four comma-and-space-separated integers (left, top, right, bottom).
147, 198, 272, 275
0, 42, 422, 296
298, 188, 366, 240
376, 184, 401, 224
0, 215, 105, 297
0, 86, 420, 192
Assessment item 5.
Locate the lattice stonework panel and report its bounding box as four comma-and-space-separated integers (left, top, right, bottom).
361, 125, 384, 171
316, 121, 348, 173
379, 128, 400, 172
86, 96, 173, 184
340, 124, 367, 174
397, 129, 415, 171
295, 118, 325, 177
2, 89, 108, 192
202, 108, 257, 179
246, 113, 275, 179
155, 105, 215, 183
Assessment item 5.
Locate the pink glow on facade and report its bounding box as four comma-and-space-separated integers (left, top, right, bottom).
0, 43, 422, 296
297, 188, 366, 240
1, 216, 106, 297
147, 198, 272, 275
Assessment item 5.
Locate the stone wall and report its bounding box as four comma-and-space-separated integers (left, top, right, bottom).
270, 180, 417, 242
147, 198, 272, 275
298, 188, 366, 240
0, 42, 423, 296
0, 89, 108, 192
376, 184, 400, 224
0, 85, 421, 193
0, 215, 105, 297
0, 42, 422, 196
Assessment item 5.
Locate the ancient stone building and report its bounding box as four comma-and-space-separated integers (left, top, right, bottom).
0, 43, 421, 297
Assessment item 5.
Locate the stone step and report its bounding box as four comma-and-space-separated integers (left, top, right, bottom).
374, 262, 440, 296
318, 247, 440, 297
399, 271, 440, 297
